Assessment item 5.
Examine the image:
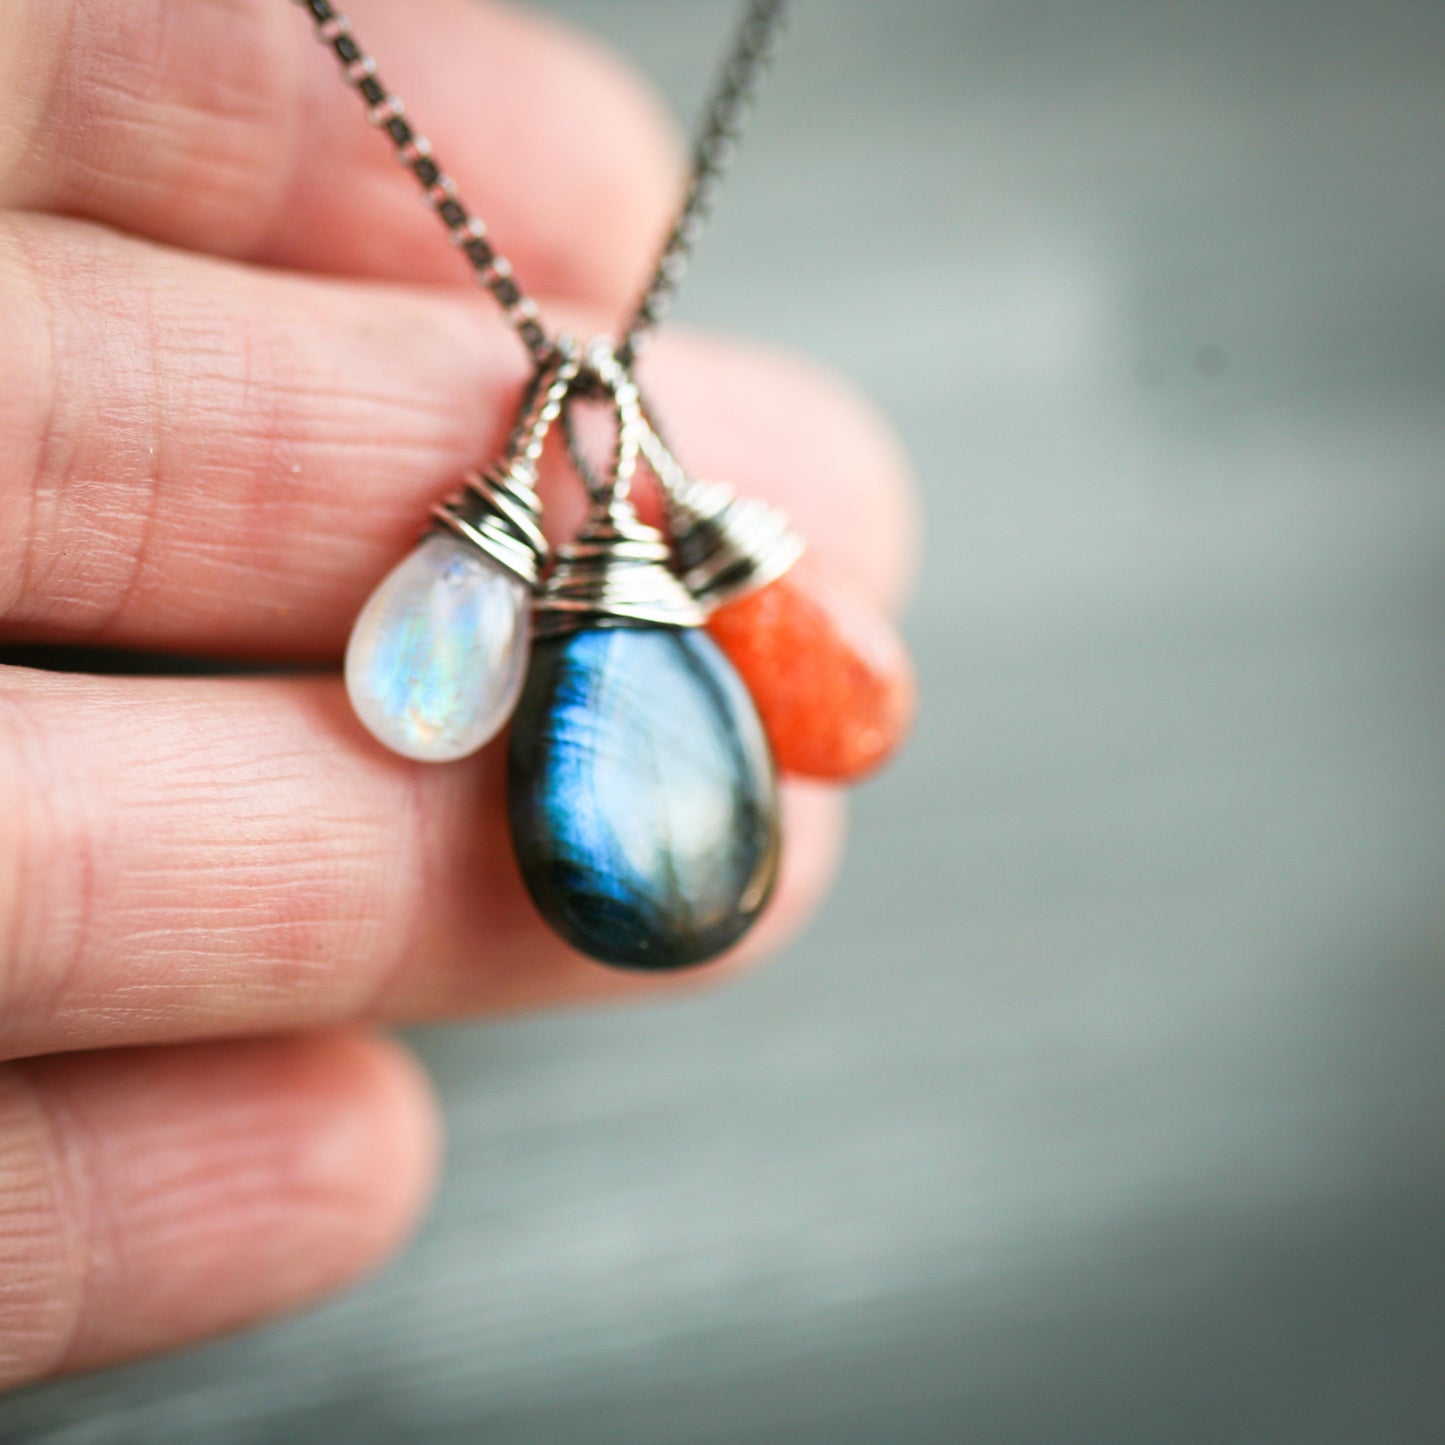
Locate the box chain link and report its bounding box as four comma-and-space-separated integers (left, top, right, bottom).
292, 0, 788, 381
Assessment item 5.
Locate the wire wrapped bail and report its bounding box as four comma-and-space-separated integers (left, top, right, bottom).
432, 338, 582, 587
535, 342, 704, 640
639, 410, 805, 611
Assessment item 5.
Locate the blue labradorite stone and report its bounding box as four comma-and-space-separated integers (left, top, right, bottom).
508, 626, 780, 970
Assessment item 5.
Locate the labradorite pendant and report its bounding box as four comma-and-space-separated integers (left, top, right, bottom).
508, 625, 780, 970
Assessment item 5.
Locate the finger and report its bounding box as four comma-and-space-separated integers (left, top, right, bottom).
0, 1031, 437, 1388
0, 0, 679, 306
0, 667, 846, 1062
0, 216, 916, 652
639, 336, 920, 617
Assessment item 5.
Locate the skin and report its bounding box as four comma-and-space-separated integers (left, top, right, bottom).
0, 0, 918, 1387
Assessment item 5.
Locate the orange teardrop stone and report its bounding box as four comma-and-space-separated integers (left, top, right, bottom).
705, 561, 915, 781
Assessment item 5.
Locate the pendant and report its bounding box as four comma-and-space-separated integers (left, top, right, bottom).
645, 422, 915, 781
345, 529, 532, 761
704, 558, 916, 781
344, 345, 580, 761
509, 619, 779, 970
508, 352, 780, 969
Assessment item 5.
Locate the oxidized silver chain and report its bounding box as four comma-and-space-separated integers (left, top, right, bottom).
293, 0, 788, 373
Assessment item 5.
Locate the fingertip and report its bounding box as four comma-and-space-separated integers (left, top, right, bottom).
5, 1032, 442, 1379
290, 1030, 443, 1287
113, 1029, 444, 1339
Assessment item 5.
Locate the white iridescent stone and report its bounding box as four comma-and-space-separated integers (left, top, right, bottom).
345, 531, 532, 762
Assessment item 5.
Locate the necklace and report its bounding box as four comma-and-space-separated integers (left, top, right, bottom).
295, 0, 912, 970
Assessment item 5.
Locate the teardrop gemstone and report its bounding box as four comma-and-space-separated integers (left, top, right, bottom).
508, 627, 780, 969
705, 561, 915, 781
345, 531, 532, 762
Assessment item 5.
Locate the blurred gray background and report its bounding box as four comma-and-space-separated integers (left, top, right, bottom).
7, 0, 1444, 1440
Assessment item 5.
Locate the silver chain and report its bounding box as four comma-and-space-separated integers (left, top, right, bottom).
293, 0, 787, 373
615, 0, 786, 368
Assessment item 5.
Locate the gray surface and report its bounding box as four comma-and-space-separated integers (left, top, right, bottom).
6, 1, 1445, 1440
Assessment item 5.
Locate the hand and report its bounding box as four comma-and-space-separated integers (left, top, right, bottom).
0, 0, 916, 1386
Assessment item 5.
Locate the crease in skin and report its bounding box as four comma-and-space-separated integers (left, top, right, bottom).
0, 0, 70, 197
0, 218, 155, 637
0, 1067, 91, 1386
99, 215, 172, 643
0, 684, 99, 1050
0, 674, 405, 1054
0, 215, 505, 643
0, 222, 61, 627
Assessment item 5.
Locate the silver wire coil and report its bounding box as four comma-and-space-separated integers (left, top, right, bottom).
636, 418, 804, 609
535, 501, 704, 639
431, 461, 548, 586
535, 340, 704, 639
430, 341, 581, 587
663, 472, 805, 608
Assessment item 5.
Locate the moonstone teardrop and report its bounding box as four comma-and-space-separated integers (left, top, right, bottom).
345, 531, 531, 762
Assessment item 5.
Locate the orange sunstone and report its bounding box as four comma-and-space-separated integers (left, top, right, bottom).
705, 562, 915, 782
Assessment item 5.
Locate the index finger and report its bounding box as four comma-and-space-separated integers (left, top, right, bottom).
0, 0, 680, 309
